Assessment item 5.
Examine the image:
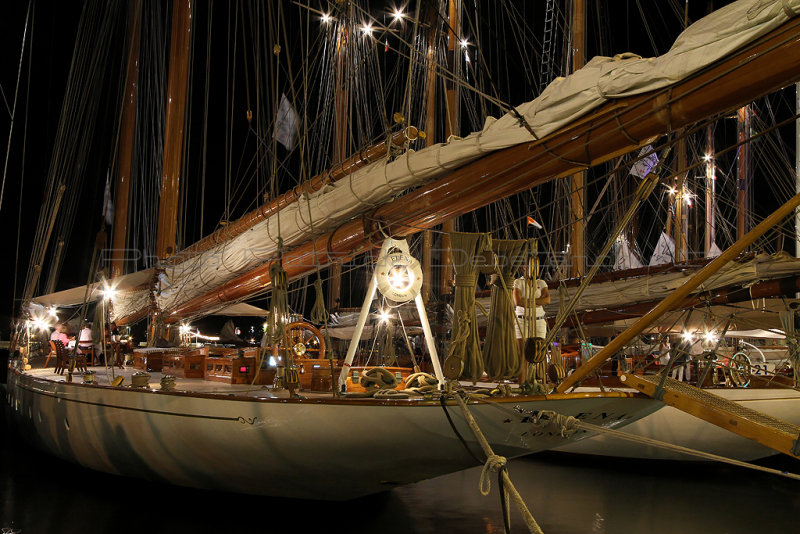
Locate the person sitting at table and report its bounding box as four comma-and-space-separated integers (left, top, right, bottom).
50, 323, 70, 346
77, 322, 99, 364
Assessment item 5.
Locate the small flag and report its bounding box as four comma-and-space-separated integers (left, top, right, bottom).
274, 93, 299, 150
527, 216, 543, 229
630, 145, 659, 179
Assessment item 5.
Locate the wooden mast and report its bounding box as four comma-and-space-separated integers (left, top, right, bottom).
112, 0, 142, 278
704, 124, 716, 256
439, 0, 460, 297
123, 18, 800, 322
675, 141, 688, 261
155, 0, 192, 261
570, 0, 586, 277
421, 8, 438, 304
737, 105, 752, 241
328, 0, 350, 311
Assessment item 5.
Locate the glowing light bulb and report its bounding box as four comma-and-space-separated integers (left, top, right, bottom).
321, 13, 331, 24
704, 331, 718, 343
460, 39, 469, 48
681, 331, 694, 343
703, 153, 712, 162
387, 265, 412, 291
362, 23, 373, 36
392, 9, 404, 21
379, 310, 391, 323
102, 286, 117, 301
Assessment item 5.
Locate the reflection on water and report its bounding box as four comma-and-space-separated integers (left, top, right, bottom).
2, 404, 799, 534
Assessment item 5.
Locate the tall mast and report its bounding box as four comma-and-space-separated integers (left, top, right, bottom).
328, 0, 351, 311
155, 0, 192, 260
421, 7, 438, 304
736, 105, 752, 241
675, 141, 688, 261
112, 0, 142, 278
439, 0, 460, 297
570, 0, 586, 276
704, 124, 716, 256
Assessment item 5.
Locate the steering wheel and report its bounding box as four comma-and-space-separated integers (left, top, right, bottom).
279, 321, 326, 360
728, 351, 751, 388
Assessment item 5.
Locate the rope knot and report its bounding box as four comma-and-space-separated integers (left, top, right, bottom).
531, 410, 579, 438
479, 454, 508, 496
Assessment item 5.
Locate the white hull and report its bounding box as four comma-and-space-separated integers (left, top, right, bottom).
6, 369, 659, 500
556, 387, 800, 461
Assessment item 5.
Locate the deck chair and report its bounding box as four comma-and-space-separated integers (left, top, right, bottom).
77, 341, 94, 366
45, 341, 57, 368
51, 340, 87, 375
51, 340, 68, 375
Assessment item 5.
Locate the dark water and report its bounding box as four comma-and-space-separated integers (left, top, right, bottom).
2, 393, 799, 534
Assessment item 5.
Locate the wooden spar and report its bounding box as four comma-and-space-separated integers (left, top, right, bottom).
155, 0, 192, 260
561, 273, 800, 327
704, 124, 715, 256
421, 8, 438, 304
143, 18, 800, 322
166, 129, 415, 264
112, 0, 142, 278
676, 138, 688, 261
329, 0, 351, 311
570, 0, 586, 277
737, 105, 752, 241
439, 0, 460, 298
557, 189, 800, 393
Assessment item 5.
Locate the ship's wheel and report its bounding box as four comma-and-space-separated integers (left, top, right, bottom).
728, 352, 751, 388
276, 321, 326, 360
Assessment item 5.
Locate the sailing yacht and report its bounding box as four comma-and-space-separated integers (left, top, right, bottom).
6, 0, 800, 500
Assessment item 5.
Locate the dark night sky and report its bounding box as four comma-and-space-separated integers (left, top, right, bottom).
0, 1, 746, 339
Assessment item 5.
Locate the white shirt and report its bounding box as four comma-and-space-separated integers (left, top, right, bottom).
79, 327, 93, 342
513, 277, 547, 317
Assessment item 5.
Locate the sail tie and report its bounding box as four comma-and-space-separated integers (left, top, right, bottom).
482, 239, 530, 381
447, 232, 492, 382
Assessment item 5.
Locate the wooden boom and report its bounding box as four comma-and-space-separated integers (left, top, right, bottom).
120, 17, 800, 323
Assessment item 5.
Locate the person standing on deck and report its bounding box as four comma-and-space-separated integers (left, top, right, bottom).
513, 266, 550, 364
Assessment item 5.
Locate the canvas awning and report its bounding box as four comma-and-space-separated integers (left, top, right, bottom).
32, 269, 156, 308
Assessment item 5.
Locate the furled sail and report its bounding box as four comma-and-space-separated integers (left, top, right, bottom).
105, 0, 800, 322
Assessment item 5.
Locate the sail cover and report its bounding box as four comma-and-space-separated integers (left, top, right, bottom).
111, 0, 800, 321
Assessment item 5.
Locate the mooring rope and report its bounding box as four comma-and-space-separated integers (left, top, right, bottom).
465, 393, 800, 482
573, 420, 800, 481
453, 392, 544, 534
